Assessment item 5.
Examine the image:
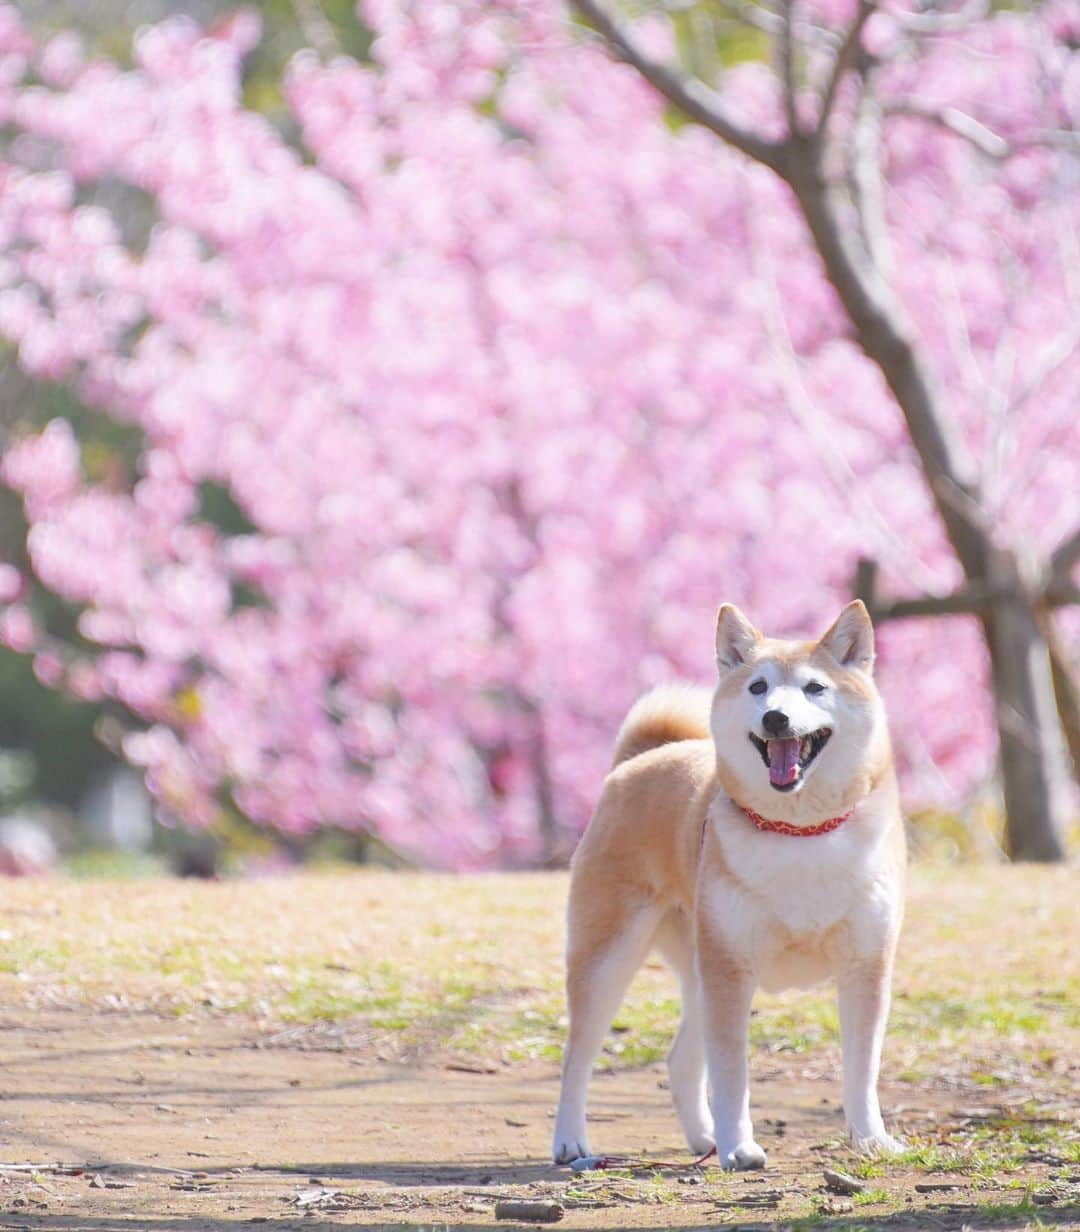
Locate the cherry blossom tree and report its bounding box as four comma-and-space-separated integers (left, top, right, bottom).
0, 0, 1076, 866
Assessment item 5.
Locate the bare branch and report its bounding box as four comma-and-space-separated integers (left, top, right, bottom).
886, 103, 1010, 159
571, 0, 784, 172
868, 585, 997, 622
897, 0, 989, 36
1050, 526, 1080, 584
993, 331, 1080, 506
779, 0, 799, 137
290, 0, 339, 60
1034, 129, 1080, 155
1006, 326, 1080, 417
818, 0, 875, 136
717, 0, 842, 53
715, 0, 784, 37
1049, 641, 1080, 784
778, 161, 990, 577
858, 574, 1080, 626
847, 66, 894, 280
1035, 608, 1080, 786
1048, 582, 1080, 607
887, 104, 1080, 162
752, 205, 946, 593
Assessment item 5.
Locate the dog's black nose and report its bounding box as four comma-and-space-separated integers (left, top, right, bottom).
762, 710, 790, 736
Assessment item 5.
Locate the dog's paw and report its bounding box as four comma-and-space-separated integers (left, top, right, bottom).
687, 1131, 716, 1157
719, 1141, 767, 1171
552, 1134, 590, 1164
851, 1129, 904, 1157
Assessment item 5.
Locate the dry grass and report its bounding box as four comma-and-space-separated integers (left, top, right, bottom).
0, 865, 1076, 1073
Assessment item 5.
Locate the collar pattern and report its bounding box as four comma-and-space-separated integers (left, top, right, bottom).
740, 805, 856, 837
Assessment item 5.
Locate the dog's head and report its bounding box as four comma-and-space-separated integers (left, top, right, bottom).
709, 602, 889, 822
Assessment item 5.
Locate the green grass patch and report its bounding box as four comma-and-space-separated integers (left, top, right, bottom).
970, 1069, 1006, 1086
892, 990, 1050, 1036
750, 997, 840, 1052
885, 1130, 1041, 1179
0, 866, 1075, 1076
852, 1186, 890, 1205
965, 1195, 1041, 1221
63, 849, 173, 880
850, 1158, 887, 1179
888, 1143, 965, 1172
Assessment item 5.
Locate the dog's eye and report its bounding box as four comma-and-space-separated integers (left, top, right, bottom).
748, 679, 767, 695
805, 681, 826, 695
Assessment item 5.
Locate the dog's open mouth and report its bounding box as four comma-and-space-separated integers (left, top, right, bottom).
748, 729, 832, 792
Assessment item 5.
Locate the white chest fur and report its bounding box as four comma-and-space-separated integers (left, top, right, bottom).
700, 793, 900, 991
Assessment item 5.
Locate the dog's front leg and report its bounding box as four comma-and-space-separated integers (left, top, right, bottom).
697, 925, 764, 1171
838, 957, 902, 1155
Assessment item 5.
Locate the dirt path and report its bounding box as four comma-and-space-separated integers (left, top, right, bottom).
0, 1008, 1076, 1231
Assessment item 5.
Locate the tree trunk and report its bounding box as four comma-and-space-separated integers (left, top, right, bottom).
786, 163, 1068, 861
983, 553, 1070, 861
1039, 610, 1080, 784
521, 698, 561, 866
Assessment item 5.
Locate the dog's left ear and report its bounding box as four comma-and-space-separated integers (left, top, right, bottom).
819, 600, 875, 672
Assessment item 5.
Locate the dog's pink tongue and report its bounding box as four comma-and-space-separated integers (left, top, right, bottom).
768, 737, 800, 787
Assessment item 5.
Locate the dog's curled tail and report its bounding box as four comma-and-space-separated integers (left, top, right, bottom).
611, 684, 713, 769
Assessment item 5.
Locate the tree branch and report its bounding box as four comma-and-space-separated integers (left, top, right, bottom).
847, 63, 893, 280
897, 0, 989, 36
887, 104, 1080, 162
870, 587, 996, 622
289, 0, 339, 59
757, 236, 945, 593
1006, 327, 1080, 417
886, 103, 1011, 160
784, 159, 990, 578
718, 0, 842, 53
1035, 608, 1080, 787
571, 0, 785, 172
577, 0, 992, 586
1033, 129, 1080, 155
818, 0, 875, 136
1049, 526, 1080, 585
716, 0, 784, 37
855, 550, 1080, 627
779, 0, 799, 137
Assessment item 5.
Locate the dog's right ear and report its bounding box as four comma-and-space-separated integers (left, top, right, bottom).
716, 604, 761, 672
819, 600, 875, 672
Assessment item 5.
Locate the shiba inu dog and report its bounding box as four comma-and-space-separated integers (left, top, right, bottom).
553, 601, 905, 1171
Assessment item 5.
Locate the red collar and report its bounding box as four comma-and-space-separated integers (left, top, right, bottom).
740, 804, 856, 837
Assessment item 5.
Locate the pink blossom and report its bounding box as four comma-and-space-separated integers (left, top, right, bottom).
0, 605, 36, 654
37, 32, 83, 88
1, 419, 82, 513
32, 649, 63, 687
0, 563, 22, 603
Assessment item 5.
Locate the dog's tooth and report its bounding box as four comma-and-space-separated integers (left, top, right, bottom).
800, 737, 811, 760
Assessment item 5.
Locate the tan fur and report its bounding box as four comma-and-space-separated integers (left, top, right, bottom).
609, 684, 711, 768
569, 741, 717, 944
553, 604, 907, 1169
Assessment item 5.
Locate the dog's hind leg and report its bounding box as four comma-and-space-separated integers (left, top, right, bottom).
655, 909, 714, 1155
553, 897, 662, 1164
